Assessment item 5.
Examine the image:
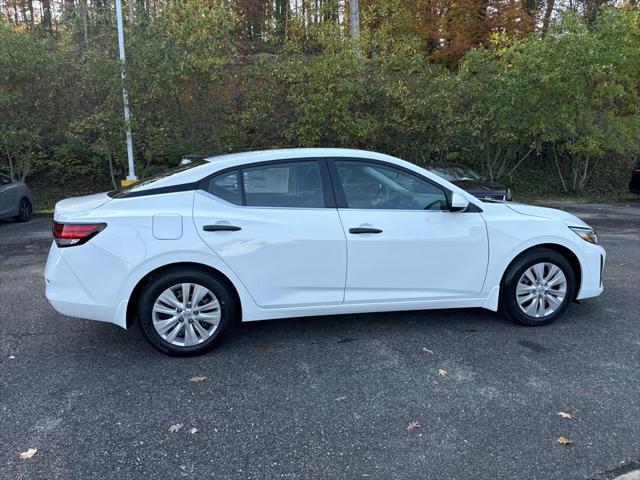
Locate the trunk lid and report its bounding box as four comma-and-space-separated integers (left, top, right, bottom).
53, 192, 112, 219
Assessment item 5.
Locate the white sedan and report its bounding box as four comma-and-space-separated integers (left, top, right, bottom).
44, 149, 605, 356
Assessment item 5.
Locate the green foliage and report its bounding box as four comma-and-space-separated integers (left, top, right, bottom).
1, 6, 639, 202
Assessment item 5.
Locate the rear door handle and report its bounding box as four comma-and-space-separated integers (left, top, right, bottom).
203, 225, 241, 232
349, 227, 383, 234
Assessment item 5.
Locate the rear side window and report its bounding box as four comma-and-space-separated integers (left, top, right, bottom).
243, 161, 323, 208
207, 161, 325, 208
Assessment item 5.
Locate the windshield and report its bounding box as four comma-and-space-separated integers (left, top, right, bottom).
108, 159, 208, 198
430, 165, 481, 181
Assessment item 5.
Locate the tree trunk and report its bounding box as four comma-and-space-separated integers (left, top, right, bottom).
349, 0, 360, 52
41, 0, 52, 29
107, 149, 117, 189
27, 0, 34, 27
81, 0, 88, 42
64, 0, 75, 13
541, 0, 555, 37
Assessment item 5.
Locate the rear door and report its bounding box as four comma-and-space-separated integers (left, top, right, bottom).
329, 159, 489, 303
193, 159, 347, 309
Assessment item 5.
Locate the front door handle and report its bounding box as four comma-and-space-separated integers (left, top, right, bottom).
349, 227, 383, 234
203, 225, 241, 232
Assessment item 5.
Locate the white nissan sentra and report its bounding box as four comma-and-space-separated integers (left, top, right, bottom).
44, 149, 605, 356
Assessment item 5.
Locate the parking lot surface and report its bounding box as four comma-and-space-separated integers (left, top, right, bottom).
1, 200, 639, 479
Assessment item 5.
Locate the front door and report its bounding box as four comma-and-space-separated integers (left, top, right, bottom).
329, 159, 489, 303
193, 159, 347, 309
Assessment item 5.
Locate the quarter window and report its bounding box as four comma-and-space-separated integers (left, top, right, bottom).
333, 160, 447, 211
209, 170, 242, 205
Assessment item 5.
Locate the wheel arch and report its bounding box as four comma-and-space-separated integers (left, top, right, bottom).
125, 262, 242, 328
500, 243, 582, 300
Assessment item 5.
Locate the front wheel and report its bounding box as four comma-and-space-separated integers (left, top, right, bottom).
501, 248, 576, 326
137, 268, 237, 356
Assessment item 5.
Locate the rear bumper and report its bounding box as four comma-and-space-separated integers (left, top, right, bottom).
576, 243, 605, 300
44, 242, 123, 327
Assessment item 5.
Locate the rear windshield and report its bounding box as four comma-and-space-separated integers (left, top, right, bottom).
108, 160, 208, 198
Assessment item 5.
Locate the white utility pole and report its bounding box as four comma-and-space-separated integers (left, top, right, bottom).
115, 0, 137, 181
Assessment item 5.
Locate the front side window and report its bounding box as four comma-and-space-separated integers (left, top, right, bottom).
0, 174, 11, 185
334, 160, 447, 211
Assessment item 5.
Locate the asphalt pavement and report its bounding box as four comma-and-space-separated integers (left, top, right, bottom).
1, 200, 639, 480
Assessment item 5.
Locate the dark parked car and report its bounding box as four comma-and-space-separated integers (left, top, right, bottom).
0, 173, 34, 222
630, 160, 640, 194
427, 163, 512, 201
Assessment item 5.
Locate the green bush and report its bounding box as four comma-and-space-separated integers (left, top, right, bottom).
1, 7, 639, 205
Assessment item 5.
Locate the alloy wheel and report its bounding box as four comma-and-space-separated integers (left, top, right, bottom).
152, 283, 221, 347
516, 262, 567, 318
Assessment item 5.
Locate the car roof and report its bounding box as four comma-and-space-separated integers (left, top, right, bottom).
122, 148, 474, 199
200, 148, 396, 164
130, 149, 400, 192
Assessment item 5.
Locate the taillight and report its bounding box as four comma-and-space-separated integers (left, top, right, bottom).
52, 222, 106, 247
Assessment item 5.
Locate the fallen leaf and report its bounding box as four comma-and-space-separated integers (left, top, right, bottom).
256, 344, 268, 351
168, 423, 184, 433
437, 369, 448, 377
190, 375, 207, 383
421, 347, 434, 354
335, 396, 347, 401
407, 421, 423, 431
188, 427, 198, 434
558, 412, 572, 419
20, 448, 37, 459
556, 436, 573, 445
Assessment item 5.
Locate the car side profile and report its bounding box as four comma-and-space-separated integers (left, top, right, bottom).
44, 149, 605, 356
0, 173, 34, 222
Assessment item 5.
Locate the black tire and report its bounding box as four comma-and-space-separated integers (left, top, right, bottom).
137, 268, 238, 356
500, 248, 576, 326
13, 198, 32, 222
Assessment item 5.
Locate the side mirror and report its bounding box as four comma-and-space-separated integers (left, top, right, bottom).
450, 192, 469, 212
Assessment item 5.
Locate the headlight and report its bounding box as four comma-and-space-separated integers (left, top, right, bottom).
569, 227, 598, 244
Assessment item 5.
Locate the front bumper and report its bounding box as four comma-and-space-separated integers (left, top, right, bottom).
576, 243, 605, 300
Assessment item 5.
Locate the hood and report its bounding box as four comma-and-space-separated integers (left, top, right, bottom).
54, 192, 112, 218
506, 203, 590, 228
452, 179, 507, 192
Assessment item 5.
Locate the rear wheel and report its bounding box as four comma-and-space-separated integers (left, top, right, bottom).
501, 248, 576, 326
13, 198, 32, 222
137, 268, 237, 356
